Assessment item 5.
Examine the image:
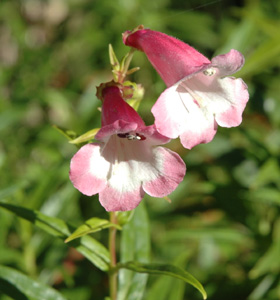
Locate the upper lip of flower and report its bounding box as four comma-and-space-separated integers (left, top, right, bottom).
173, 63, 214, 86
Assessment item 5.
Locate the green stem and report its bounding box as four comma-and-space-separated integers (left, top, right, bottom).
109, 212, 118, 300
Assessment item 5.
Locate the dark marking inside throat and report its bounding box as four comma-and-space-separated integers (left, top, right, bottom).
117, 132, 146, 141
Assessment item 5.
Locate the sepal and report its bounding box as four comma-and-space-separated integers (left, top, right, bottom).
69, 128, 100, 144
116, 210, 135, 226
109, 44, 139, 83
123, 81, 144, 111
53, 125, 77, 141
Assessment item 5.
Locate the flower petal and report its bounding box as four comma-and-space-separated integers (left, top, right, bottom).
151, 85, 189, 139
101, 86, 145, 127
211, 49, 245, 77
143, 147, 186, 197
179, 117, 217, 150
97, 135, 153, 211
180, 71, 249, 128
177, 103, 217, 150
214, 77, 249, 127
69, 143, 110, 196
152, 68, 248, 148
97, 134, 186, 211
140, 124, 171, 145
99, 185, 144, 211
152, 84, 217, 149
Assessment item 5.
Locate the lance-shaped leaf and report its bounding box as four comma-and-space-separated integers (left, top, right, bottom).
117, 202, 150, 300
0, 265, 67, 300
114, 261, 207, 300
65, 217, 122, 243
52, 125, 77, 141
0, 200, 110, 271
69, 128, 100, 144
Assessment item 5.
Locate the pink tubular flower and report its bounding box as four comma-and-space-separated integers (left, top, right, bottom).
123, 27, 249, 149
69, 85, 186, 212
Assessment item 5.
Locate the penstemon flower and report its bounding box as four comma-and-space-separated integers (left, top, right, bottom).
69, 84, 186, 211
123, 26, 249, 149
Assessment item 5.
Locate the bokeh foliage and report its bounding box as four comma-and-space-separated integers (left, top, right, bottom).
1, 0, 280, 299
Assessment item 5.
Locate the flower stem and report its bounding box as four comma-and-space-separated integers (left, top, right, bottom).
109, 212, 118, 300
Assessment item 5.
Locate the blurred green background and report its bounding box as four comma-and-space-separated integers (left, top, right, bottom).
1, 0, 280, 299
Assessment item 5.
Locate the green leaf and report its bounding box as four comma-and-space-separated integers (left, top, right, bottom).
0, 265, 67, 300
0, 201, 70, 238
248, 274, 276, 300
215, 16, 257, 55
74, 235, 110, 271
69, 128, 100, 144
249, 243, 280, 278
115, 261, 207, 300
0, 108, 24, 132
145, 253, 191, 300
237, 35, 280, 77
249, 219, 280, 279
0, 247, 23, 266
52, 125, 77, 141
145, 273, 184, 300
248, 188, 280, 206
0, 181, 28, 200
251, 158, 280, 188
164, 227, 249, 244
117, 202, 150, 300
65, 217, 121, 243
0, 201, 110, 271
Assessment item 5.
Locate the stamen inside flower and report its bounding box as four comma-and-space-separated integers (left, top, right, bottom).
180, 82, 205, 108
117, 132, 146, 141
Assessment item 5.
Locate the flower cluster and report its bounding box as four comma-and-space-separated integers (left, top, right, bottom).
69, 26, 249, 211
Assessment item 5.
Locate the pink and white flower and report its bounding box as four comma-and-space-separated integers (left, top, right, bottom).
69, 85, 186, 211
123, 27, 249, 149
